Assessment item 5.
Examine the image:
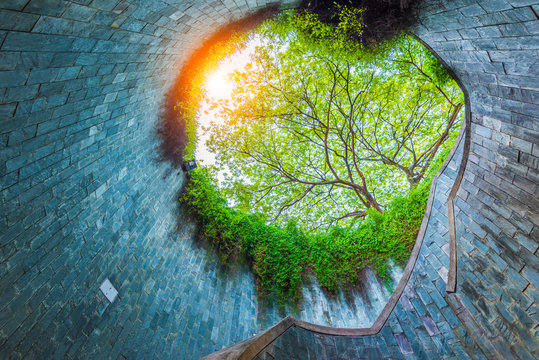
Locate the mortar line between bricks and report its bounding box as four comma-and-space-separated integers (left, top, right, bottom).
530, 6, 539, 20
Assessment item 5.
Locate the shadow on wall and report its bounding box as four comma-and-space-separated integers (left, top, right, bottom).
156, 3, 286, 309
156, 5, 280, 168
298, 0, 418, 44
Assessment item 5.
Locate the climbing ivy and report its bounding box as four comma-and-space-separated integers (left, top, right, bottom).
180, 166, 432, 305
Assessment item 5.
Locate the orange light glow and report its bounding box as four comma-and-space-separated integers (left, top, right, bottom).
206, 70, 234, 100
203, 42, 257, 101
198, 40, 259, 167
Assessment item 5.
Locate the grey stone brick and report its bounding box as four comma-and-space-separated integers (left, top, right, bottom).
56, 66, 81, 81
502, 7, 537, 22
477, 25, 503, 38
394, 333, 413, 355
4, 84, 38, 102
0, 70, 29, 87
460, 4, 487, 17
521, 266, 539, 286
480, 0, 514, 13
62, 2, 98, 20
27, 68, 59, 85
0, 0, 31, 11
89, 0, 117, 11
0, 10, 39, 31
2, 32, 74, 52
72, 38, 98, 52
0, 52, 21, 71
23, 0, 68, 16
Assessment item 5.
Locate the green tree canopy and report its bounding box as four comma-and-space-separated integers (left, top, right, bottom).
203, 10, 463, 230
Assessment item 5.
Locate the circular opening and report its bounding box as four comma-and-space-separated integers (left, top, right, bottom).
169, 4, 465, 327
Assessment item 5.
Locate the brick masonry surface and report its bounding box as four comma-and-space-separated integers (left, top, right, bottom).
0, 0, 538, 359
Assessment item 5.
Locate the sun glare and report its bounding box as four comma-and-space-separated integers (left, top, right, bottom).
206, 70, 234, 100
203, 39, 259, 101
198, 39, 259, 167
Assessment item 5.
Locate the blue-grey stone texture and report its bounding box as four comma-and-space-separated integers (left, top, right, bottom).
1, 0, 538, 359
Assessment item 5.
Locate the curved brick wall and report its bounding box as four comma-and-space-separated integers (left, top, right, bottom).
0, 0, 537, 359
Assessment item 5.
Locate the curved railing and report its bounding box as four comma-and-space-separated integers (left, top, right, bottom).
446, 101, 470, 293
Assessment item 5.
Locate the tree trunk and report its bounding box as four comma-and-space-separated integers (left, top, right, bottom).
363, 190, 383, 213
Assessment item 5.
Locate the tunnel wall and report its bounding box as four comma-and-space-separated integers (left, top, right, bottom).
0, 0, 538, 359
415, 0, 538, 357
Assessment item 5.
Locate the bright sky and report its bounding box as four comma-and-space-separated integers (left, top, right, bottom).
196, 40, 258, 167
